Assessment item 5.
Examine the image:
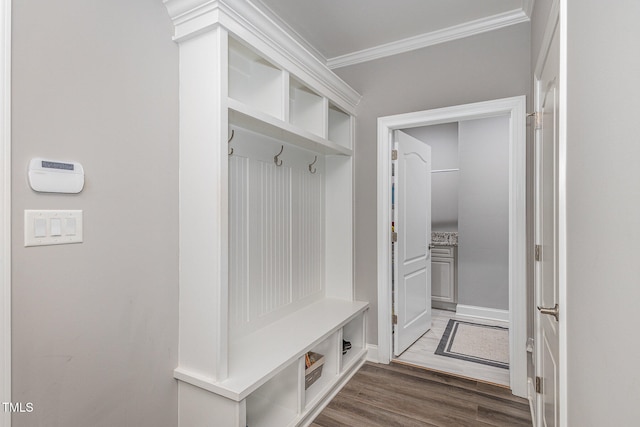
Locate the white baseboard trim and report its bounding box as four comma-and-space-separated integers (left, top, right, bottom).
366, 344, 379, 364
456, 304, 509, 325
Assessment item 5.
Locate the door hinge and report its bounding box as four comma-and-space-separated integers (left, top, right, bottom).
392, 232, 398, 243
535, 244, 542, 262
535, 376, 542, 394
529, 112, 542, 130
392, 314, 398, 325
391, 149, 398, 160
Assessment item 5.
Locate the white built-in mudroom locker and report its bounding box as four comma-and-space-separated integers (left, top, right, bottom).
164, 1, 368, 426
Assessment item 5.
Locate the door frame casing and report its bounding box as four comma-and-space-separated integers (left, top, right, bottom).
376, 96, 527, 398
1, 0, 10, 425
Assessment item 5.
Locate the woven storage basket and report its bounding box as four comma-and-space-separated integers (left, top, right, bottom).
304, 352, 325, 389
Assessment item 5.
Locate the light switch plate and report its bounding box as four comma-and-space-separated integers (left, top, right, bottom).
24, 210, 83, 247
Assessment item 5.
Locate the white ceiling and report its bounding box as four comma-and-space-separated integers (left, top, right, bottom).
253, 0, 530, 67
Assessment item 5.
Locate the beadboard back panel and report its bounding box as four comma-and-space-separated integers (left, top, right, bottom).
229, 127, 325, 338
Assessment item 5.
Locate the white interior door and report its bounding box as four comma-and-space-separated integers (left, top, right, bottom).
393, 130, 432, 356
535, 13, 561, 427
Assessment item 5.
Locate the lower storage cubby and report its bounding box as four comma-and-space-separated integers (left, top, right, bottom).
304, 332, 339, 409
341, 311, 365, 372
246, 362, 300, 427
175, 300, 369, 427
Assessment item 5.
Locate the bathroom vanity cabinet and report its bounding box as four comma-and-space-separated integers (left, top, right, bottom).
431, 245, 458, 311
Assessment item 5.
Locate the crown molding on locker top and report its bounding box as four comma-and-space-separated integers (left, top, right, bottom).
163, 0, 362, 114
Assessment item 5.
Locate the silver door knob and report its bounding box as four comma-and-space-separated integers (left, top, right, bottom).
537, 303, 559, 322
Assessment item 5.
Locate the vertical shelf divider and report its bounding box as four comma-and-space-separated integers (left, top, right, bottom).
282, 70, 291, 124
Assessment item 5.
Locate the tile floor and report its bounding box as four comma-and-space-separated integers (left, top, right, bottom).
394, 308, 510, 386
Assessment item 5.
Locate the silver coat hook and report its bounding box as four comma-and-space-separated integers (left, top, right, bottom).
274, 145, 284, 166
228, 129, 235, 156
308, 155, 317, 174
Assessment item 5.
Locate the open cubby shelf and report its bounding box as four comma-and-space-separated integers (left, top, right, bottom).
246, 362, 299, 427
228, 98, 351, 156
228, 38, 353, 153
341, 311, 366, 372
290, 78, 326, 138
229, 38, 284, 120
328, 103, 352, 149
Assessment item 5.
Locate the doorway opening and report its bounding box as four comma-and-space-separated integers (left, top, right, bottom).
393, 117, 511, 387
377, 96, 527, 397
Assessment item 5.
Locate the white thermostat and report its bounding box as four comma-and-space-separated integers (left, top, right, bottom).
28, 158, 84, 194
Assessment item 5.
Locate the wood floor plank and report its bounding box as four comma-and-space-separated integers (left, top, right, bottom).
384, 362, 530, 408
344, 386, 490, 427
313, 362, 532, 427
476, 405, 533, 427
313, 394, 436, 427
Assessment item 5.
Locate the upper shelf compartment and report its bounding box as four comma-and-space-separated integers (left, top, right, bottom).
228, 37, 354, 156
290, 78, 326, 139
228, 99, 351, 156
329, 103, 352, 150
229, 38, 284, 120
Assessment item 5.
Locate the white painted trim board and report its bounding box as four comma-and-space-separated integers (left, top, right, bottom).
0, 0, 10, 425
376, 96, 528, 398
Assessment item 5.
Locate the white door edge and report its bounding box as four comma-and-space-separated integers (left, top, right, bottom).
533, 0, 567, 425
376, 96, 528, 398
1, 0, 11, 425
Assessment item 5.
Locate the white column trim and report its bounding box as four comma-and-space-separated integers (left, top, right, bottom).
376, 96, 528, 398
0, 0, 11, 425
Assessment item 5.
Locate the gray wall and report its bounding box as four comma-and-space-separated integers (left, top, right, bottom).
457, 116, 509, 310
405, 123, 459, 231
565, 0, 640, 424
335, 23, 531, 344
407, 117, 510, 311
11, 1, 178, 426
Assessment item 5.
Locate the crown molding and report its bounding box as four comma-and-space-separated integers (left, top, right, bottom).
327, 8, 530, 69
249, 0, 327, 65
163, 0, 361, 110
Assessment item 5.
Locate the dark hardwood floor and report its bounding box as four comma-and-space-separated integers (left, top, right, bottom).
311, 362, 532, 427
